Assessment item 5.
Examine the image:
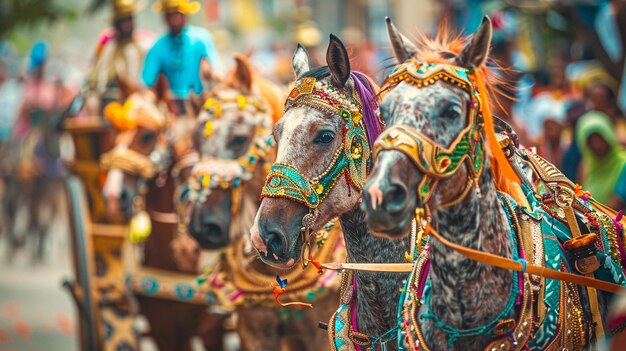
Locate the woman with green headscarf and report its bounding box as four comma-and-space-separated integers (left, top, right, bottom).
576, 111, 626, 212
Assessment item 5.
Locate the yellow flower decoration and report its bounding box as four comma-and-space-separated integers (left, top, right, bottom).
204, 98, 216, 109
104, 100, 136, 131
201, 174, 210, 188
237, 96, 247, 110
203, 120, 214, 137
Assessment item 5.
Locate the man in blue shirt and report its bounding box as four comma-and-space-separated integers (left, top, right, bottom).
143, 0, 222, 115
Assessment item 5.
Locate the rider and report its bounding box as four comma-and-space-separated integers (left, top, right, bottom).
142, 0, 222, 116
86, 0, 151, 115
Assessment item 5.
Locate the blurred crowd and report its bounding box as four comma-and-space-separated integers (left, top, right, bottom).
1, 0, 626, 241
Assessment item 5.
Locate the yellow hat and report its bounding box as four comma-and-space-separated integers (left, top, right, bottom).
112, 0, 145, 20
152, 0, 201, 15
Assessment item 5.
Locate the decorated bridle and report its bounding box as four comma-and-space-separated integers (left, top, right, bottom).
375, 61, 485, 207
100, 97, 171, 181
260, 76, 371, 266
176, 94, 274, 238
100, 95, 200, 242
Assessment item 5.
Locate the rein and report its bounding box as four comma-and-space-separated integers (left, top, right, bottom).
322, 223, 625, 294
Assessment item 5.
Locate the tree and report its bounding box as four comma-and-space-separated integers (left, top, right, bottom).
0, 0, 76, 38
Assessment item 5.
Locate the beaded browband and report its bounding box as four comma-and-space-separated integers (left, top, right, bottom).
375, 61, 485, 203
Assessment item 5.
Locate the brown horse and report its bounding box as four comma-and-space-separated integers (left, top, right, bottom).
100, 80, 224, 351
177, 54, 342, 351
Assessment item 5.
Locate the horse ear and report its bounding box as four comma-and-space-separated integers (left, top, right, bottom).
326, 34, 351, 88
386, 17, 417, 63
233, 53, 253, 94
455, 16, 493, 68
292, 44, 311, 78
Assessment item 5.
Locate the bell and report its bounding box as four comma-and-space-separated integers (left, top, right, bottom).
129, 210, 152, 243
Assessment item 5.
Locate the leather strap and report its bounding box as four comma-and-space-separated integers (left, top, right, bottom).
425, 225, 625, 295
323, 226, 626, 295
322, 262, 413, 273
147, 209, 179, 224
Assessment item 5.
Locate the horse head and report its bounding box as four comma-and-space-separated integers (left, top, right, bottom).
362, 17, 512, 238
100, 87, 169, 221
250, 35, 382, 269
180, 54, 277, 249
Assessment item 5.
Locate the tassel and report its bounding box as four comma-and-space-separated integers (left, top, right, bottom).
345, 172, 352, 197
308, 255, 324, 275
273, 276, 313, 308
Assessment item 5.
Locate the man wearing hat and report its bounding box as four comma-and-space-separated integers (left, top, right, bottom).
142, 0, 222, 116
86, 0, 152, 114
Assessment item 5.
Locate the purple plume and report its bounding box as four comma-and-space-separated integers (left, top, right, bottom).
351, 71, 382, 148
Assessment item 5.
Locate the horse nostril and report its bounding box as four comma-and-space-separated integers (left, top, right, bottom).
188, 220, 229, 249
383, 182, 408, 214
265, 230, 286, 259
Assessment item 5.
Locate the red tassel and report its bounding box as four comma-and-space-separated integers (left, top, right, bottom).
345, 172, 352, 197
309, 255, 324, 275
272, 280, 313, 308
272, 286, 312, 308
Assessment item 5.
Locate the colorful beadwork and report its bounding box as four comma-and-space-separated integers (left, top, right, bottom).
375, 61, 484, 202
262, 77, 370, 209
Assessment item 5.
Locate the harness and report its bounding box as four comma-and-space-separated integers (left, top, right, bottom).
363, 60, 626, 349
375, 62, 485, 204
260, 76, 372, 267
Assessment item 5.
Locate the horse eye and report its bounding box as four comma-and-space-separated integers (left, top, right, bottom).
141, 131, 156, 144
443, 105, 462, 119
229, 135, 248, 148
314, 131, 335, 145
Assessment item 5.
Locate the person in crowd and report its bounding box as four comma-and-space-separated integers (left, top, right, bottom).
576, 111, 626, 212
142, 0, 222, 116
587, 82, 626, 145
86, 0, 152, 115
560, 100, 588, 182
12, 41, 60, 141
521, 53, 577, 168
0, 60, 22, 147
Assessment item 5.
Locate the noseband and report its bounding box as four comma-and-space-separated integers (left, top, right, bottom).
375, 62, 485, 205
260, 77, 371, 266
